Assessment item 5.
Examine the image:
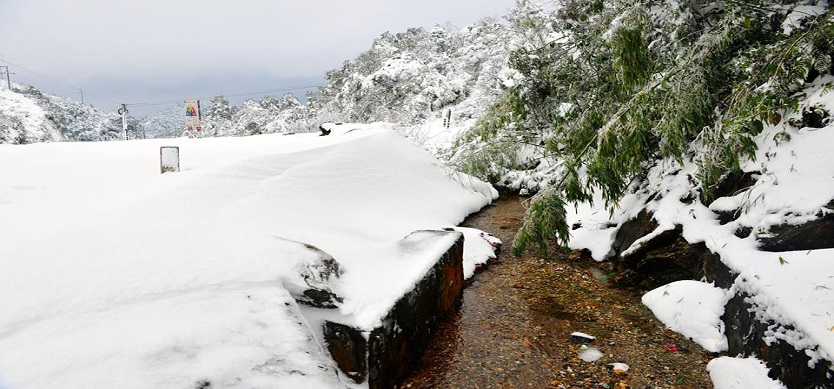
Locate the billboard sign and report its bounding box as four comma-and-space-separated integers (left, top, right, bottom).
184, 99, 202, 137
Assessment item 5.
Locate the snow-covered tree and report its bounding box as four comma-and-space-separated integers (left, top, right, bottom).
1, 84, 121, 143
451, 0, 834, 253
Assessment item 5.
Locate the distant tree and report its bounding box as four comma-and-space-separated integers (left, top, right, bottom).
203, 96, 236, 136
245, 122, 262, 135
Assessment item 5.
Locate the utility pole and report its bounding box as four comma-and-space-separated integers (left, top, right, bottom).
0, 66, 14, 89
79, 89, 84, 104
118, 104, 129, 141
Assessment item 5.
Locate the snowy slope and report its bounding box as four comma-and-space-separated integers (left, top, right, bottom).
0, 125, 497, 388
0, 84, 120, 144
0, 86, 61, 144
567, 75, 834, 384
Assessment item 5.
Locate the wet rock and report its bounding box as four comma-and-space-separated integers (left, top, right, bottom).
276, 238, 344, 309
713, 171, 758, 199
608, 363, 630, 374
757, 200, 834, 251
702, 247, 736, 289
711, 171, 759, 225
800, 105, 831, 129
734, 226, 753, 239
301, 288, 342, 309
570, 332, 596, 345
611, 208, 731, 287
615, 226, 718, 290
323, 321, 368, 383
723, 291, 833, 388
612, 210, 657, 256
568, 249, 593, 262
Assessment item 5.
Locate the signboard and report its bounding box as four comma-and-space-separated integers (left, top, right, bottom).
160, 146, 180, 173
184, 99, 202, 138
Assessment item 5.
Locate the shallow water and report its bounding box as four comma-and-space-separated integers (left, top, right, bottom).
399, 196, 713, 389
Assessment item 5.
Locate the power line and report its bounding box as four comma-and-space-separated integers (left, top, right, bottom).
125, 84, 322, 107
0, 58, 121, 104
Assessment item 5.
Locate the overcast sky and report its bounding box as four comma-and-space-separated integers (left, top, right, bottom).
0, 0, 516, 115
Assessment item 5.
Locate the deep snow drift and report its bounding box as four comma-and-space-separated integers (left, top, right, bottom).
0, 124, 497, 388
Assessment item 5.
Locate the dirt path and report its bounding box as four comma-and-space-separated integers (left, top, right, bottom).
400, 196, 714, 389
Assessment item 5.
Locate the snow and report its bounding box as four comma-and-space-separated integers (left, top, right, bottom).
0, 85, 60, 143
453, 227, 501, 279
781, 2, 828, 36
566, 75, 834, 385
0, 125, 497, 388
707, 357, 787, 389
642, 280, 731, 353
578, 347, 603, 362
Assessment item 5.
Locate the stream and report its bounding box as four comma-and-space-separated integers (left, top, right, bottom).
399, 196, 713, 389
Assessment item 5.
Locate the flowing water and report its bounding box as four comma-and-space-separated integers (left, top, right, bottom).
399, 196, 713, 389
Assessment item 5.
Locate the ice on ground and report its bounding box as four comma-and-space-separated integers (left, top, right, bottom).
0, 125, 498, 388
707, 356, 787, 389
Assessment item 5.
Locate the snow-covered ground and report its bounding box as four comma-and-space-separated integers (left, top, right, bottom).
0, 125, 498, 388
568, 76, 834, 385
707, 356, 787, 389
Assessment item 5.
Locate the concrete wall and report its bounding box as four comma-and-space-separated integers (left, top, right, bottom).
323, 231, 464, 388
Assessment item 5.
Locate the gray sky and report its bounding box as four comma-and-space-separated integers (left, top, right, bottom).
0, 0, 516, 116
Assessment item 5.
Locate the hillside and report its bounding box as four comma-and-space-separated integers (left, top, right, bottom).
0, 84, 126, 143
2, 14, 518, 148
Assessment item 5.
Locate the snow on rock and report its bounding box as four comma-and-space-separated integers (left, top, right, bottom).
727, 249, 834, 367
567, 75, 834, 382
707, 356, 787, 389
608, 363, 629, 373
0, 125, 497, 388
451, 226, 501, 279
275, 237, 344, 309
642, 280, 731, 353
569, 332, 596, 344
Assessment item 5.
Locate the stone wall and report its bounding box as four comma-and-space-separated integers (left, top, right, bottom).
323, 231, 465, 388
